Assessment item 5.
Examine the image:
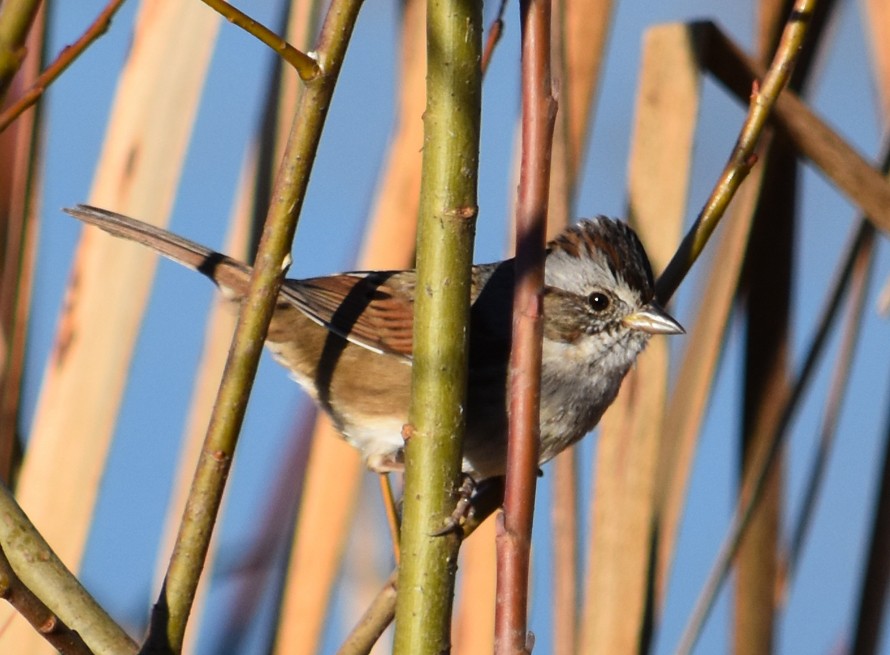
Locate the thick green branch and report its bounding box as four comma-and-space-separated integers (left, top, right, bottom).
391, 0, 482, 651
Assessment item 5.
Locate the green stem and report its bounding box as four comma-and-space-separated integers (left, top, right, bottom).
391, 0, 482, 650
144, 0, 365, 651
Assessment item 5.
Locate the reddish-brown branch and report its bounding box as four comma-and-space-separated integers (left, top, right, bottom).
494, 0, 556, 650
481, 0, 509, 76
0, 551, 92, 655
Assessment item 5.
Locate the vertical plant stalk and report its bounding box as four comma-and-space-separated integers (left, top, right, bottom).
277, 0, 426, 651
391, 0, 482, 649
0, 0, 41, 102
547, 2, 614, 651
581, 22, 697, 655
146, 0, 366, 650
0, 1, 43, 483
495, 0, 555, 651
851, 373, 890, 655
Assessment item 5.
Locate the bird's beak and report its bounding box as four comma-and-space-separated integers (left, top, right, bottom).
623, 302, 685, 335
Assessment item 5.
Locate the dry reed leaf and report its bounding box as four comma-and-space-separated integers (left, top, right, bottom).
452, 517, 497, 652
2, 3, 220, 652
579, 23, 697, 653
563, 0, 613, 183
697, 22, 890, 234
273, 0, 425, 651
275, 418, 361, 654
656, 162, 764, 599
865, 0, 890, 302
546, 0, 613, 235
755, 0, 789, 63
865, 0, 890, 120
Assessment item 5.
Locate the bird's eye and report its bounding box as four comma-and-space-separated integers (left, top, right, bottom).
588, 292, 611, 312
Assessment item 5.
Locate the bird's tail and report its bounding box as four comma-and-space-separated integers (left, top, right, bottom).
65, 204, 253, 296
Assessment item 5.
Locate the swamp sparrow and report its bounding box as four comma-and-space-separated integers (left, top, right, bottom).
66, 206, 683, 481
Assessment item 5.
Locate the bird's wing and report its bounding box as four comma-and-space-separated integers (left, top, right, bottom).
281, 272, 415, 360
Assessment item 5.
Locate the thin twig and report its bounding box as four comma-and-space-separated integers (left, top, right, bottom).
481, 0, 509, 76
379, 474, 401, 565
0, 0, 126, 134
336, 570, 398, 655
655, 0, 818, 304
0, 551, 92, 655
200, 0, 320, 80
144, 0, 366, 650
339, 480, 505, 654
494, 0, 555, 650
696, 22, 890, 235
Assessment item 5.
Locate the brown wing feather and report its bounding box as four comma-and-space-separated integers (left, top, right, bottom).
280, 271, 415, 360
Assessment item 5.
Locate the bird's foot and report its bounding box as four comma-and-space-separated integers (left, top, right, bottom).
431, 474, 478, 537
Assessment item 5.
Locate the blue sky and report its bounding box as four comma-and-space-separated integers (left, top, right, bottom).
24, 0, 890, 653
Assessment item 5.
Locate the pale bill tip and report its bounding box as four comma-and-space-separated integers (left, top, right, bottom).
623, 303, 685, 335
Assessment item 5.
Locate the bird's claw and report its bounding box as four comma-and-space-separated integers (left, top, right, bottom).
431, 474, 478, 537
